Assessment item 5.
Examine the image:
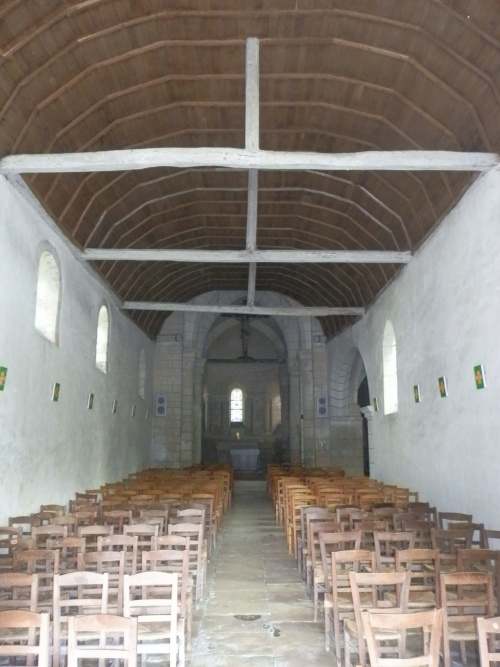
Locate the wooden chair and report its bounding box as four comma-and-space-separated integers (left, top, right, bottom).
483, 529, 500, 550
392, 548, 440, 609
439, 511, 473, 530
431, 527, 472, 572
361, 608, 443, 667
123, 570, 184, 667
101, 509, 133, 533
440, 570, 495, 667
98, 534, 139, 575
142, 547, 192, 651
167, 522, 205, 606
8, 515, 34, 538
67, 613, 137, 667
0, 609, 50, 667
308, 520, 341, 621
325, 548, 374, 660
32, 524, 67, 549
301, 509, 334, 577
78, 524, 113, 552
49, 515, 78, 537
401, 519, 435, 549
477, 616, 500, 667
13, 549, 59, 612
458, 548, 500, 613
374, 531, 415, 572
344, 570, 411, 667
40, 504, 66, 516
45, 536, 86, 572
124, 523, 159, 571
0, 572, 38, 612
78, 550, 125, 613
53, 570, 109, 667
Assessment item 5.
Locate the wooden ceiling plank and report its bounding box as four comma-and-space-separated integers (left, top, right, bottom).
122, 302, 365, 317
82, 249, 412, 264
2, 148, 497, 173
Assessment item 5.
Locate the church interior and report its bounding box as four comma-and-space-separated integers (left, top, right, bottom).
1, 2, 500, 664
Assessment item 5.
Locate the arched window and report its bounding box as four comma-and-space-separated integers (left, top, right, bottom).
35, 250, 61, 343
383, 320, 398, 414
96, 305, 109, 373
138, 348, 146, 399
230, 388, 244, 423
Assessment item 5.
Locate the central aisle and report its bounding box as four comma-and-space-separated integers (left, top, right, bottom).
189, 480, 333, 666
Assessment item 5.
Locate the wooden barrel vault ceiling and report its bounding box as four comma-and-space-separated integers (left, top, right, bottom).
0, 1, 499, 339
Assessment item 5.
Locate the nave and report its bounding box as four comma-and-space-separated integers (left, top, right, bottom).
191, 480, 329, 666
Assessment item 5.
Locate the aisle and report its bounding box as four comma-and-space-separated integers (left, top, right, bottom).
189, 480, 333, 666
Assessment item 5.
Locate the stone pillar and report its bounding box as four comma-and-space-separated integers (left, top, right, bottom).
192, 358, 206, 465
298, 350, 315, 467
288, 359, 301, 464
279, 364, 290, 458
311, 338, 330, 467
180, 349, 196, 468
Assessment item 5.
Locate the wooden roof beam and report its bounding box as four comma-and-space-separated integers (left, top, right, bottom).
82, 249, 412, 263
122, 302, 365, 317
245, 38, 259, 307
1, 149, 497, 174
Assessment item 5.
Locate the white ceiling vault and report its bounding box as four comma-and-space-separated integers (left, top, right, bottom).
1, 1, 499, 339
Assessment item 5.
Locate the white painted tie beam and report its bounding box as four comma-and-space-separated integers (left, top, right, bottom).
83, 249, 412, 264
122, 302, 365, 317
0, 149, 498, 174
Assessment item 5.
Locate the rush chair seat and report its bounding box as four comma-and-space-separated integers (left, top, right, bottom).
431, 527, 473, 573
388, 548, 440, 609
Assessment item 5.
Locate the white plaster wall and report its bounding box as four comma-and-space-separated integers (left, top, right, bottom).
0, 177, 154, 522
350, 170, 500, 527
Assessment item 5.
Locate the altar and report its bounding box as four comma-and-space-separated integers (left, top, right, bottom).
229, 447, 260, 471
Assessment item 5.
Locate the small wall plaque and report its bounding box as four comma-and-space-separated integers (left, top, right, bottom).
87, 393, 94, 410
413, 385, 421, 403
131, 404, 136, 417
0, 367, 7, 391
373, 397, 379, 412
112, 400, 117, 414
438, 376, 448, 398
51, 382, 60, 402
474, 364, 486, 389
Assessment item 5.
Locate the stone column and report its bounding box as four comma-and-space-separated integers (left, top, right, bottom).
192, 358, 206, 465
288, 359, 301, 464
180, 348, 196, 468
298, 350, 315, 467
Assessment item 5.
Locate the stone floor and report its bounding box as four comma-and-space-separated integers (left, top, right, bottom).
188, 480, 333, 666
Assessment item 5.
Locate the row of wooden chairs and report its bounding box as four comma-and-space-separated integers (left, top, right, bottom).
0, 569, 183, 666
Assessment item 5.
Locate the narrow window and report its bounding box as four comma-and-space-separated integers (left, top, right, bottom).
230, 388, 244, 423
138, 348, 146, 399
96, 305, 109, 373
383, 320, 398, 414
35, 251, 61, 343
